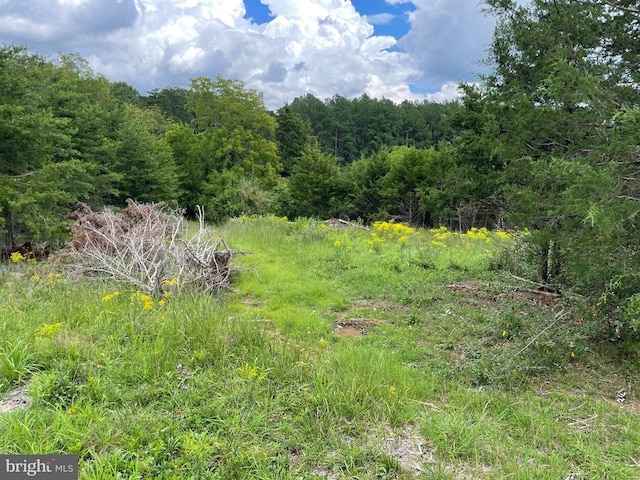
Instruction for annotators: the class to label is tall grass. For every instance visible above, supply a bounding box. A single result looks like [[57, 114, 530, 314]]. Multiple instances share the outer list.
[[0, 216, 638, 478]]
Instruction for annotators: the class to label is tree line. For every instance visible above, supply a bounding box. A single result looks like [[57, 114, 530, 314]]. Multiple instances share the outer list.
[[2, 0, 640, 337], [0, 45, 462, 241]]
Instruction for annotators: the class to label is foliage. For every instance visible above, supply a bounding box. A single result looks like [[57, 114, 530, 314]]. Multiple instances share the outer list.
[[340, 150, 390, 222], [274, 104, 314, 176], [449, 0, 640, 334], [290, 93, 461, 164], [285, 144, 344, 219], [171, 76, 282, 221], [0, 47, 106, 246], [187, 76, 280, 179], [109, 104, 179, 204], [110, 81, 142, 106], [380, 147, 455, 226], [144, 87, 192, 124], [0, 46, 182, 247]]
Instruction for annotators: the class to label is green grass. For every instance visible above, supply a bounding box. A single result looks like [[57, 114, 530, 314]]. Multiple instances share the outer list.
[[1, 216, 639, 478]]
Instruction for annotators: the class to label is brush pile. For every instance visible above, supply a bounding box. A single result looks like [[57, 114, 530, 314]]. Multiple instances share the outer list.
[[58, 200, 235, 295]]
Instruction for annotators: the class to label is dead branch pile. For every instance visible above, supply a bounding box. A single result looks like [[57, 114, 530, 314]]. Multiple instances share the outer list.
[[58, 200, 236, 296]]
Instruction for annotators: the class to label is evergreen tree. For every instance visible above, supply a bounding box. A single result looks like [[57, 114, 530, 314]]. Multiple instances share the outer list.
[[110, 105, 179, 204], [275, 105, 313, 176], [0, 47, 108, 245], [286, 144, 342, 218]]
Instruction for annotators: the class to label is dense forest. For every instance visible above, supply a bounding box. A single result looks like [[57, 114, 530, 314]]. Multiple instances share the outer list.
[[2, 0, 640, 338]]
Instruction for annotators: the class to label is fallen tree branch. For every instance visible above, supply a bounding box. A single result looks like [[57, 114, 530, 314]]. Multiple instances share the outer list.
[[57, 200, 237, 296]]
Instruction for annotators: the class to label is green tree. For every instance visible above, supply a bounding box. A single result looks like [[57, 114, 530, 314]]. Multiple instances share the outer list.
[[48, 53, 123, 206], [453, 0, 640, 329], [275, 105, 313, 176], [168, 76, 282, 221], [286, 144, 342, 218], [341, 150, 390, 221], [144, 87, 193, 124], [165, 124, 202, 214], [381, 147, 451, 226], [0, 47, 107, 245], [111, 81, 142, 105], [109, 104, 179, 204], [187, 76, 281, 180]]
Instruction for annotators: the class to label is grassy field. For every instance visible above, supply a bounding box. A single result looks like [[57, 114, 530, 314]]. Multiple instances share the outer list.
[[1, 216, 639, 479]]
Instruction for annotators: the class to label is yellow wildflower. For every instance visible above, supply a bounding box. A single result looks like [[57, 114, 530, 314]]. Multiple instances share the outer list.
[[429, 226, 449, 235], [10, 251, 25, 263], [373, 220, 414, 240], [102, 291, 120, 302], [370, 232, 383, 243], [31, 273, 41, 281], [35, 322, 62, 337]]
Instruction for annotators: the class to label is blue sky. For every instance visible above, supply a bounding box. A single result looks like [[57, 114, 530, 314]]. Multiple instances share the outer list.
[[0, 0, 497, 109], [350, 0, 415, 39]]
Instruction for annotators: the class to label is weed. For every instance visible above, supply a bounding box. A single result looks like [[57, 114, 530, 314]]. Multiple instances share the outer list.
[[0, 217, 639, 478], [0, 340, 40, 389]]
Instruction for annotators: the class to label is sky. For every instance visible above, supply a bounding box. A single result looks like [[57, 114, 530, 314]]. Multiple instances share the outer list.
[[0, 0, 497, 109]]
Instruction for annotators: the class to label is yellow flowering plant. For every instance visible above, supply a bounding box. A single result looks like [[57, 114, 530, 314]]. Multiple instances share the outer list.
[[102, 291, 121, 302], [10, 251, 25, 263], [35, 322, 63, 337]]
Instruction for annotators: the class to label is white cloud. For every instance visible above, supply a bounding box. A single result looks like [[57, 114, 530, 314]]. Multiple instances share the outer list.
[[57, 0, 88, 6], [366, 13, 395, 25], [425, 81, 463, 102], [399, 0, 495, 86], [0, 0, 496, 108]]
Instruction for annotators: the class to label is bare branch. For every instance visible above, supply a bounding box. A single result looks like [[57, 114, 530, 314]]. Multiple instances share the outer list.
[[57, 200, 237, 296]]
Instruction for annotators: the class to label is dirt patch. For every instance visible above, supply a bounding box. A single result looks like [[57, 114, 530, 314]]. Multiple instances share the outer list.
[[446, 282, 560, 308], [310, 466, 339, 479], [380, 426, 434, 474], [333, 318, 386, 337], [310, 426, 433, 478], [332, 299, 403, 337], [0, 383, 31, 414]]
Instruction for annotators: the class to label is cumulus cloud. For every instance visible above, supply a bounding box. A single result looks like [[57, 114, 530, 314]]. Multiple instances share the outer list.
[[425, 81, 464, 103], [0, 0, 496, 108], [399, 0, 495, 87]]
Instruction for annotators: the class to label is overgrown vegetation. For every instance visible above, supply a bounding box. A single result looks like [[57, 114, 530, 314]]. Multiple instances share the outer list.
[[1, 217, 638, 478], [3, 6, 640, 473], [4, 1, 640, 333]]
